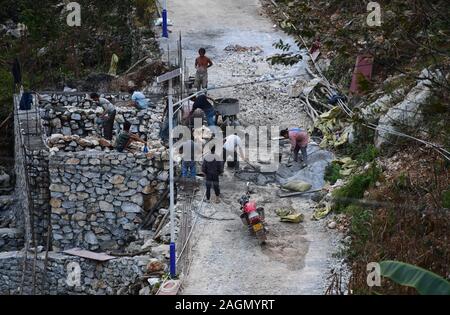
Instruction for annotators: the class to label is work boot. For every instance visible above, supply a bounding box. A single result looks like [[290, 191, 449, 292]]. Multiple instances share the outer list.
[[214, 195, 221, 204]]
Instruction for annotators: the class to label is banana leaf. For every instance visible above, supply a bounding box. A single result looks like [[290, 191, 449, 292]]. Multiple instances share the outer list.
[[380, 260, 450, 295]]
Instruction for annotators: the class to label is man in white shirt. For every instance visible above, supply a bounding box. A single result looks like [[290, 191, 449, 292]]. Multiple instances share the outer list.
[[129, 88, 150, 110], [223, 134, 245, 170], [90, 93, 116, 140]]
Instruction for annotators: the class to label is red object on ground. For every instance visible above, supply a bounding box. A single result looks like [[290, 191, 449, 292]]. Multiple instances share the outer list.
[[350, 54, 374, 95]]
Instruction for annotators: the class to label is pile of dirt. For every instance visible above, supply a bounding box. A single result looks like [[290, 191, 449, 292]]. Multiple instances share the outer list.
[[110, 61, 168, 91]]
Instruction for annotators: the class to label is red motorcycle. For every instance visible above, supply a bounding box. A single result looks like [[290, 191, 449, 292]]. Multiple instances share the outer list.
[[238, 183, 267, 245]]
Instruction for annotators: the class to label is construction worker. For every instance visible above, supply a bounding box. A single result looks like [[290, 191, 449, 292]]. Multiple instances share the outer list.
[[195, 48, 213, 91], [280, 128, 309, 166], [201, 146, 224, 203], [223, 133, 245, 170], [90, 93, 116, 141], [115, 121, 147, 153], [187, 94, 216, 127], [178, 138, 202, 181], [128, 88, 151, 110]]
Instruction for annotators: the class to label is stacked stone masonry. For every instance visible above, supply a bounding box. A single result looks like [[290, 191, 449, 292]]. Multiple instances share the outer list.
[[0, 251, 149, 295], [38, 93, 165, 149], [0, 229, 24, 252], [5, 91, 171, 295], [49, 151, 169, 251]]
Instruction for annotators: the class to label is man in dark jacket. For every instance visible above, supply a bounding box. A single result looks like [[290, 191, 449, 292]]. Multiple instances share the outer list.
[[201, 146, 224, 203], [187, 94, 216, 126]]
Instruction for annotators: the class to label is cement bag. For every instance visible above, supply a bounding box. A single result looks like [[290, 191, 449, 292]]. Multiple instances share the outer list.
[[280, 213, 304, 224], [282, 180, 312, 192]]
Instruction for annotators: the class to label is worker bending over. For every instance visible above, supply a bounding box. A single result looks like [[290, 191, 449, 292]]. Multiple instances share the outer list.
[[90, 93, 116, 141], [280, 128, 309, 166], [128, 88, 151, 110], [223, 133, 245, 170], [187, 94, 216, 127], [115, 121, 146, 152]]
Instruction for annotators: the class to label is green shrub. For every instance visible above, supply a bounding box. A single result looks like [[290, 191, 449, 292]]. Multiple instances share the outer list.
[[134, 0, 156, 23], [356, 144, 379, 163], [344, 204, 373, 251], [332, 165, 380, 212], [393, 172, 413, 193], [324, 162, 342, 184], [442, 190, 450, 209]]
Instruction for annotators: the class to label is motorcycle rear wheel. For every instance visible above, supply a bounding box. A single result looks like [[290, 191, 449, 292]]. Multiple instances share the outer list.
[[256, 229, 267, 245]]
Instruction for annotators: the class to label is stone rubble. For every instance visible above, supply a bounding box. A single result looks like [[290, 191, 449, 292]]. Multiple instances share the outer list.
[[212, 51, 313, 129]]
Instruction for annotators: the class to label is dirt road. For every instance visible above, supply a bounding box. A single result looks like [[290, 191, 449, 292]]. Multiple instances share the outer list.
[[163, 0, 336, 294]]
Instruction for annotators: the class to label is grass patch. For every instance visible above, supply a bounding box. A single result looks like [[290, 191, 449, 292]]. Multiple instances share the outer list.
[[355, 144, 379, 163], [332, 165, 380, 212]]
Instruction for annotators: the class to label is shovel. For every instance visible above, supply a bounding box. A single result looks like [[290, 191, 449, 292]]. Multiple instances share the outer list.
[[243, 159, 260, 172]]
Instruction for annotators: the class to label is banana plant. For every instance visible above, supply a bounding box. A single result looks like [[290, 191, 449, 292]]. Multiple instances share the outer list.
[[380, 260, 450, 295]]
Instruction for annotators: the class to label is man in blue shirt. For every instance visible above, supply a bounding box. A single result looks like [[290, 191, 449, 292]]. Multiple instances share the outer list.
[[129, 88, 151, 110]]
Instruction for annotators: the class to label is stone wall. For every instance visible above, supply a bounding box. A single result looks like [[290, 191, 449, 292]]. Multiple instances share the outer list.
[[49, 150, 169, 251], [27, 148, 51, 246], [9, 92, 172, 295], [0, 251, 151, 295], [0, 229, 24, 252], [38, 93, 164, 143]]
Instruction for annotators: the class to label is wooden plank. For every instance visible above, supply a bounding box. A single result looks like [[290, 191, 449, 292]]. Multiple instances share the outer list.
[[63, 248, 116, 262], [278, 189, 322, 199], [141, 188, 169, 228]]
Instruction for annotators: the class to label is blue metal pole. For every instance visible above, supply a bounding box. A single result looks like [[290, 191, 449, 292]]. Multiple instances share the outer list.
[[168, 78, 176, 278], [170, 242, 176, 277], [162, 0, 168, 38]]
